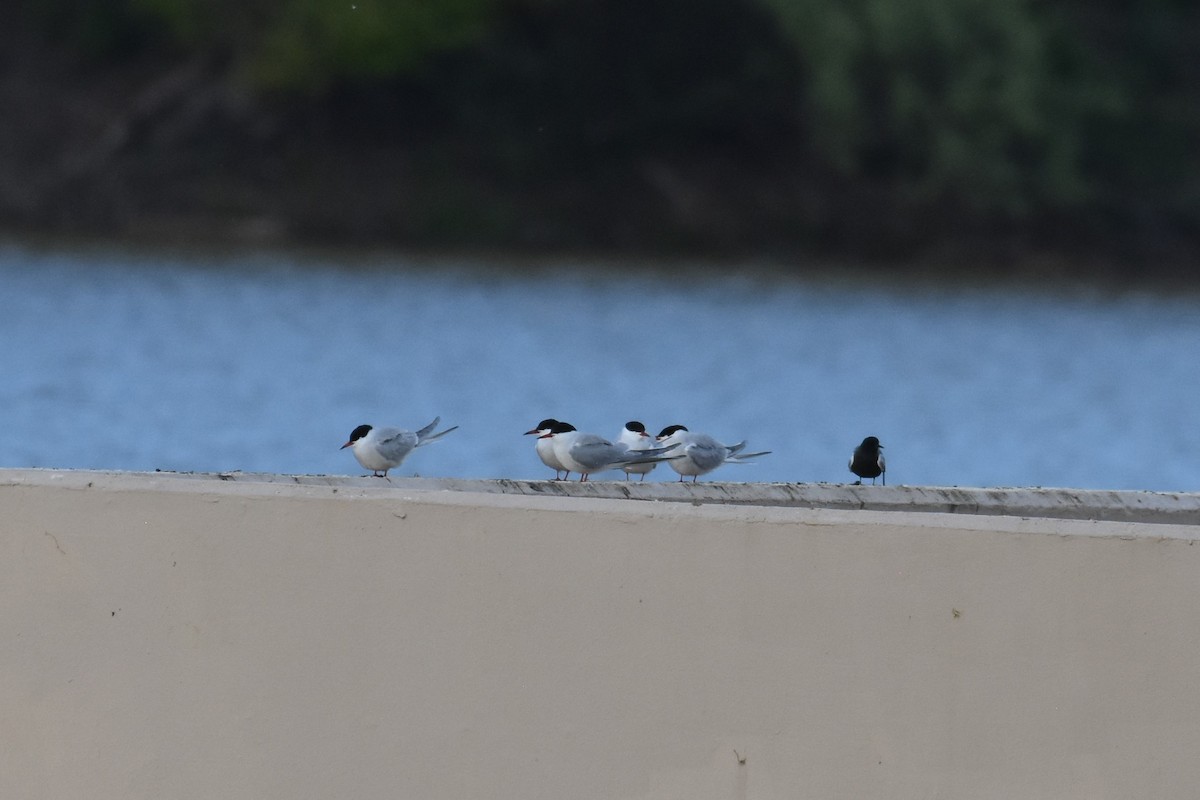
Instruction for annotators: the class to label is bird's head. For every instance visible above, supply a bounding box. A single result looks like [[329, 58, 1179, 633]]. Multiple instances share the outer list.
[[525, 418, 558, 436], [657, 424, 688, 441], [341, 424, 372, 449]]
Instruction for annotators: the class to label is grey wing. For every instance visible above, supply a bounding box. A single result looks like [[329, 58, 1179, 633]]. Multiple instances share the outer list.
[[622, 442, 679, 464], [627, 442, 677, 457], [574, 433, 612, 447], [376, 428, 419, 460], [685, 441, 728, 472], [572, 437, 623, 469]]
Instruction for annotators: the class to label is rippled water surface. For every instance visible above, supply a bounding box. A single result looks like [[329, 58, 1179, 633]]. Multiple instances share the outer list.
[[2, 242, 1198, 491]]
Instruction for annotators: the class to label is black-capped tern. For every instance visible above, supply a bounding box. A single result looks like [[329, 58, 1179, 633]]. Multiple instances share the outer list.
[[340, 417, 458, 477], [617, 421, 657, 481], [524, 418, 571, 480], [541, 420, 679, 482], [655, 424, 770, 482]]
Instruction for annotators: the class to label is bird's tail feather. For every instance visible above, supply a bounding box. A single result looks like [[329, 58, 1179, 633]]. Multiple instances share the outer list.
[[416, 417, 458, 446], [414, 417, 441, 439], [727, 450, 771, 462], [625, 453, 685, 466], [622, 442, 680, 465]]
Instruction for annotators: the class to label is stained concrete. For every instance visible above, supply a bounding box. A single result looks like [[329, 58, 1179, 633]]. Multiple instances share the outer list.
[[2, 469, 1199, 799]]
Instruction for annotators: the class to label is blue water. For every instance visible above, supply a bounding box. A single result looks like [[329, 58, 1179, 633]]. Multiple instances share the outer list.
[[2, 241, 1198, 491]]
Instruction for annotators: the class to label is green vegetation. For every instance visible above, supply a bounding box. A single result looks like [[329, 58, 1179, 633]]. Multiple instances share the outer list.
[[15, 0, 1200, 265], [767, 0, 1098, 210], [32, 0, 501, 86]]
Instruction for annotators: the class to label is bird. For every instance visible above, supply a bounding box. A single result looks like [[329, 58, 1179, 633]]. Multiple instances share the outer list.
[[849, 436, 886, 485], [616, 421, 657, 481], [655, 424, 770, 483], [340, 417, 458, 477], [524, 418, 571, 480], [541, 420, 679, 482]]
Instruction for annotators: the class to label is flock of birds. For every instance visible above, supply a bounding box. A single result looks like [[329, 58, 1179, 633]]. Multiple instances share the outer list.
[[522, 419, 771, 483], [341, 418, 888, 486]]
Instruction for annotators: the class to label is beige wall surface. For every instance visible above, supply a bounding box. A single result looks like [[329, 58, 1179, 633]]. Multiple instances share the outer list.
[[2, 471, 1199, 799]]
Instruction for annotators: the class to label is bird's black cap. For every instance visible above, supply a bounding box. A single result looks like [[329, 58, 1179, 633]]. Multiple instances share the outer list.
[[625, 421, 646, 433], [525, 418, 559, 435], [342, 424, 372, 448], [657, 424, 688, 438]]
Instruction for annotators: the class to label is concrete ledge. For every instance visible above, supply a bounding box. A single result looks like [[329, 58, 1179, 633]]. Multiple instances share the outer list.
[[5, 468, 1199, 524], [3, 468, 1200, 799]]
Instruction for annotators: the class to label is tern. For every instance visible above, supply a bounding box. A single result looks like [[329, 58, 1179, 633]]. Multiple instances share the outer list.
[[541, 420, 679, 482], [849, 436, 886, 485], [655, 424, 770, 482], [524, 418, 571, 480], [341, 417, 458, 477], [617, 421, 657, 481]]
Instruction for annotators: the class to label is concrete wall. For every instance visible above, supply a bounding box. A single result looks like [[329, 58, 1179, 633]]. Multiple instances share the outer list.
[[3, 469, 1200, 799]]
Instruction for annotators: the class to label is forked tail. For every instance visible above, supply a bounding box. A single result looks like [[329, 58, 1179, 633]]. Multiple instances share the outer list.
[[415, 416, 459, 446]]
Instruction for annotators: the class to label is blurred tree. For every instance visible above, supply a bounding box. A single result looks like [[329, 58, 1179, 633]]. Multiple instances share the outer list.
[[1053, 0, 1200, 258], [762, 0, 1110, 215], [22, 0, 165, 56], [26, 0, 502, 87], [439, 0, 802, 172], [248, 0, 501, 89], [761, 0, 1200, 257], [11, 0, 1200, 263]]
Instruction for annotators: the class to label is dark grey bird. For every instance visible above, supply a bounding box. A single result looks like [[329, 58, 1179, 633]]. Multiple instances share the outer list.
[[849, 436, 886, 485]]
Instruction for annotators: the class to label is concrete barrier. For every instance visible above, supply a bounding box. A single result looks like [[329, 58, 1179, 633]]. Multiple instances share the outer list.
[[3, 468, 1199, 799]]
